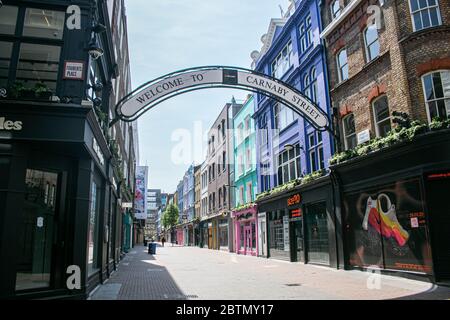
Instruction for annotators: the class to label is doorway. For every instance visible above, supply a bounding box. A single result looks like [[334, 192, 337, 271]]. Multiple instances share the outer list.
[[15, 169, 61, 291]]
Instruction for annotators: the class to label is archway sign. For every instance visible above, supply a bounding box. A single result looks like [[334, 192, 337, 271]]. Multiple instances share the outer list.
[[111, 66, 330, 131]]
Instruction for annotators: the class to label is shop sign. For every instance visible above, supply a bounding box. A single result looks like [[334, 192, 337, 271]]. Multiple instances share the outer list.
[[134, 166, 148, 220], [122, 202, 132, 208], [427, 172, 450, 180], [283, 216, 290, 252], [63, 61, 84, 80], [92, 137, 105, 166], [357, 129, 371, 145], [291, 208, 302, 218], [287, 194, 301, 206], [0, 117, 23, 131]]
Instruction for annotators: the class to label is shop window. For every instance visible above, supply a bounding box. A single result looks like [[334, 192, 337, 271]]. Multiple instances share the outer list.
[[308, 132, 324, 173], [422, 70, 450, 122], [372, 95, 391, 137], [0, 5, 18, 34], [0, 41, 13, 88], [330, 0, 342, 20], [271, 41, 293, 79], [342, 114, 357, 150], [23, 8, 65, 39], [305, 202, 330, 265], [16, 169, 59, 291], [409, 0, 442, 32], [88, 182, 100, 275], [277, 143, 301, 185], [364, 24, 380, 62], [336, 48, 348, 83], [16, 43, 61, 91]]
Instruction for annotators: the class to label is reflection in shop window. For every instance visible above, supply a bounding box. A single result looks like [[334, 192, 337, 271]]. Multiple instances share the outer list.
[[88, 182, 100, 275], [0, 42, 13, 88], [23, 9, 65, 39], [0, 6, 18, 35], [16, 43, 61, 91]]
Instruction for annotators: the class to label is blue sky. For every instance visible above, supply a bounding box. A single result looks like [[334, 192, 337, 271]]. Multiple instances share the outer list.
[[126, 0, 285, 192]]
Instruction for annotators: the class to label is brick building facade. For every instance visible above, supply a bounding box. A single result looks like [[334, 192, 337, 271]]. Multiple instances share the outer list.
[[320, 0, 450, 149]]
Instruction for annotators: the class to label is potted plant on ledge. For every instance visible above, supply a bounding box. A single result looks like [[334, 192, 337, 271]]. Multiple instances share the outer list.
[[34, 82, 53, 101]]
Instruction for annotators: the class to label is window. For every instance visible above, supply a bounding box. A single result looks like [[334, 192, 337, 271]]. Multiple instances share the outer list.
[[304, 67, 318, 103], [330, 0, 342, 20], [23, 8, 65, 39], [409, 0, 442, 31], [261, 162, 271, 192], [247, 182, 253, 203], [246, 148, 251, 171], [258, 114, 269, 146], [372, 95, 391, 137], [87, 60, 103, 100], [364, 24, 380, 62], [422, 70, 450, 121], [222, 152, 226, 172], [245, 116, 251, 137], [237, 123, 244, 144], [0, 5, 18, 35], [274, 103, 298, 131], [299, 14, 313, 53], [221, 119, 226, 139], [238, 155, 244, 176], [308, 132, 325, 173], [337, 49, 349, 82], [223, 186, 227, 205], [0, 42, 13, 88], [16, 43, 61, 91], [271, 41, 293, 79], [277, 144, 301, 185], [219, 189, 222, 208], [342, 114, 357, 150], [239, 186, 244, 205]]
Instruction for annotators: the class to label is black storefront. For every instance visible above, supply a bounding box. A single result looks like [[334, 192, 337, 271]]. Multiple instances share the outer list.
[[256, 176, 343, 268], [0, 102, 120, 299], [333, 129, 450, 283]]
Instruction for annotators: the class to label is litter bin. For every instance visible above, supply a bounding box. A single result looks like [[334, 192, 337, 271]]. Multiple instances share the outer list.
[[148, 242, 156, 255]]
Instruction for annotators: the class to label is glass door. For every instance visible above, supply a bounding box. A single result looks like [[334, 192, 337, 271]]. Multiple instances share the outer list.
[[16, 169, 60, 291], [244, 225, 251, 254]]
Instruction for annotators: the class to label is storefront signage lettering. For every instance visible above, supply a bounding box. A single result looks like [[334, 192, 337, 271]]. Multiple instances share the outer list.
[[283, 216, 290, 252], [291, 208, 302, 217], [122, 202, 133, 208], [115, 66, 329, 130], [63, 61, 84, 80], [92, 138, 105, 166], [0, 117, 23, 131], [427, 172, 450, 180], [287, 194, 301, 206]]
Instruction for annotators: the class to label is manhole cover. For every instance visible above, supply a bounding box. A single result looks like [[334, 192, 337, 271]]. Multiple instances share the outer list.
[[285, 283, 301, 287]]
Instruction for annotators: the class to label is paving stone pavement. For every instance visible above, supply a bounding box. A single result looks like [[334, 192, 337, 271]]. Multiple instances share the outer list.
[[90, 244, 450, 300]]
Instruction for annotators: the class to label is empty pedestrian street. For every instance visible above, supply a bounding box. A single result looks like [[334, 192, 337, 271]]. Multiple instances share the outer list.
[[90, 244, 450, 300]]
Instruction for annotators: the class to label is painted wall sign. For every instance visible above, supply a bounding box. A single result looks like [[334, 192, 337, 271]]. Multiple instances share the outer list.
[[114, 66, 329, 130], [0, 117, 22, 131], [63, 61, 85, 80], [287, 194, 301, 206]]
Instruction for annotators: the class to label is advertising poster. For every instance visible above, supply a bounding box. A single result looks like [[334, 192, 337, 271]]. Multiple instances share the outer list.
[[134, 166, 148, 220], [343, 178, 433, 274]]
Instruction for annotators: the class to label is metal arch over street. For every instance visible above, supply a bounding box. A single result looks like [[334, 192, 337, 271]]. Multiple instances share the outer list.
[[111, 66, 331, 131]]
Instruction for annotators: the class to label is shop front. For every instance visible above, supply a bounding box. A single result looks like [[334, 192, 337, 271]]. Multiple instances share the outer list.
[[0, 103, 118, 299], [256, 176, 341, 267], [176, 227, 184, 246], [232, 205, 258, 256], [334, 130, 450, 282], [218, 218, 229, 251]]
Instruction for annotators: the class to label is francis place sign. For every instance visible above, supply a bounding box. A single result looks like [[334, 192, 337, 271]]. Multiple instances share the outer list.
[[112, 66, 330, 131]]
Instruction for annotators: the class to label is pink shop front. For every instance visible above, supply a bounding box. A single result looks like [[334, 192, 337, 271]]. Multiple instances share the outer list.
[[232, 205, 258, 256]]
